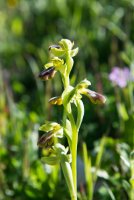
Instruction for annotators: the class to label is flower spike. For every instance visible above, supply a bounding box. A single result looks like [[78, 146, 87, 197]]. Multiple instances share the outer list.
[[37, 39, 106, 200]]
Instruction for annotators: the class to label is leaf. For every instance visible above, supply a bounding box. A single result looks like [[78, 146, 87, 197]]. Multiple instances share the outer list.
[[63, 119, 72, 149], [103, 182, 116, 200], [76, 99, 84, 131], [82, 142, 93, 200], [117, 102, 129, 121], [65, 119, 72, 140]]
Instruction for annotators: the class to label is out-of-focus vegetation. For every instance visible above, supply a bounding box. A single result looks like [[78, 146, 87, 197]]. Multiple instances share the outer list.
[[0, 0, 134, 199]]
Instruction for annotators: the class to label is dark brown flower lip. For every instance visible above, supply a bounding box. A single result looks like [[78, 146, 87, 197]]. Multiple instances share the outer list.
[[38, 67, 56, 80], [87, 90, 106, 104], [49, 45, 61, 51], [37, 131, 54, 148], [80, 89, 106, 105]]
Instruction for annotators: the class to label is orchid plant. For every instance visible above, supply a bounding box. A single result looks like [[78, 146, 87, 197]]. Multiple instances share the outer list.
[[37, 39, 106, 200]]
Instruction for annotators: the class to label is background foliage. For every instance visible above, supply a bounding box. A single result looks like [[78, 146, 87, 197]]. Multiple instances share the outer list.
[[0, 0, 134, 199]]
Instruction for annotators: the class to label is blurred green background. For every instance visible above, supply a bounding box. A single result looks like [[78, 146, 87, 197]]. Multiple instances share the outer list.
[[0, 0, 134, 199]]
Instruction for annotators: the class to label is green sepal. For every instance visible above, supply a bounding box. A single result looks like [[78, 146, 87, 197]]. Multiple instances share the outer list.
[[49, 47, 65, 57], [76, 79, 91, 90], [45, 57, 65, 74], [53, 143, 68, 154], [59, 39, 74, 50], [41, 156, 60, 165], [45, 62, 53, 69], [54, 127, 63, 138], [61, 153, 72, 163], [70, 47, 79, 57], [39, 121, 61, 132]]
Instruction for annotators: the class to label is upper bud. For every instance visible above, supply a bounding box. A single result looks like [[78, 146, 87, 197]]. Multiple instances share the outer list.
[[59, 39, 74, 50], [49, 43, 65, 57], [49, 39, 79, 58]]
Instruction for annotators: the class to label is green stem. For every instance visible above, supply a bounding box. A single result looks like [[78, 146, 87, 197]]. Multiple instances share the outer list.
[[63, 51, 78, 198], [61, 73, 70, 90], [67, 110, 78, 195], [65, 76, 70, 88], [72, 126, 78, 194]]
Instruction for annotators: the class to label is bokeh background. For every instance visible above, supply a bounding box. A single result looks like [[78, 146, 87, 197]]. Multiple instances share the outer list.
[[0, 0, 134, 199]]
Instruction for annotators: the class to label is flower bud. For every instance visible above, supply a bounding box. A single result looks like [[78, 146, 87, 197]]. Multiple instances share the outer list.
[[48, 39, 78, 57], [49, 96, 62, 105], [38, 67, 56, 80], [59, 39, 74, 50]]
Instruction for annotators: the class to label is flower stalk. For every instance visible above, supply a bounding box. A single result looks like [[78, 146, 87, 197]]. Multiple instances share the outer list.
[[37, 39, 106, 200]]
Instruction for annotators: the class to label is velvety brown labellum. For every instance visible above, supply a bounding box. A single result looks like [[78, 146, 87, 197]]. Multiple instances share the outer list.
[[38, 67, 56, 80], [37, 131, 54, 148], [87, 90, 106, 104]]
